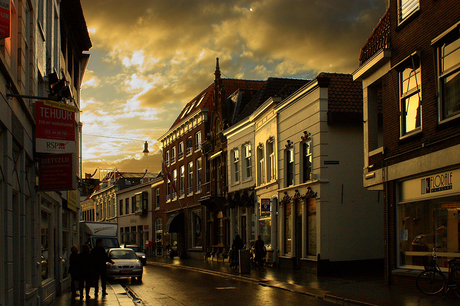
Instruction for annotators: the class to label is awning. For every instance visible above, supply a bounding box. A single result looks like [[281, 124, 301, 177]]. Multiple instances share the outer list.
[[165, 212, 184, 233]]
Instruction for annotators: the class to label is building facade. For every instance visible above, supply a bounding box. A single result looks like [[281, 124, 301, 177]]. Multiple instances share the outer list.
[[354, 0, 460, 284], [274, 73, 383, 273], [0, 1, 91, 305]]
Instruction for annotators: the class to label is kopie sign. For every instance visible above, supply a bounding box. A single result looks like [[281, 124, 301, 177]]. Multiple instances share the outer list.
[[35, 101, 76, 153]]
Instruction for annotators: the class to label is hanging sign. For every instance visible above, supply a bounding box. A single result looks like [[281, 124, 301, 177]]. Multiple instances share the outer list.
[[38, 153, 75, 191], [36, 101, 76, 153], [0, 0, 9, 39], [261, 198, 271, 217]]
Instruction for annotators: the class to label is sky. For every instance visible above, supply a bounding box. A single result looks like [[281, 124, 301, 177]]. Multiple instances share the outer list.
[[79, 0, 387, 179]]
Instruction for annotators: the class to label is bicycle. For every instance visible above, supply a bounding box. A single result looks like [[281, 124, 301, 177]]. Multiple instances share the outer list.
[[416, 246, 460, 298]]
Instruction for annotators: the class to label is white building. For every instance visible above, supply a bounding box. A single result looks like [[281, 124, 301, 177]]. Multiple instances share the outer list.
[[273, 73, 383, 273]]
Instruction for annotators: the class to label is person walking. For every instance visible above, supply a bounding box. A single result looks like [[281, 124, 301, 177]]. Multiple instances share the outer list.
[[254, 235, 265, 268], [68, 245, 80, 298], [79, 244, 93, 300], [231, 235, 244, 268], [90, 239, 114, 296]]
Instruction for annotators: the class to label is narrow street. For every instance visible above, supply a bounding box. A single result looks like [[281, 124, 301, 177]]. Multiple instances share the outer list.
[[120, 264, 334, 306]]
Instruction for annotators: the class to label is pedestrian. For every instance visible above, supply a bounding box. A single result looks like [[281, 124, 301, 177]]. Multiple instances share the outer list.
[[254, 235, 265, 267], [79, 244, 93, 300], [68, 245, 80, 298], [231, 235, 244, 266], [90, 238, 114, 297]]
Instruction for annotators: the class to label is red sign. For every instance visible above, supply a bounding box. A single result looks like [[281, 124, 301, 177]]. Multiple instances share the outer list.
[[36, 101, 75, 141], [0, 0, 9, 39], [38, 153, 74, 191]]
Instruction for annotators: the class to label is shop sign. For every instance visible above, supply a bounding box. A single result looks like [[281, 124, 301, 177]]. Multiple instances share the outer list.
[[67, 190, 78, 212], [400, 169, 460, 202], [35, 101, 76, 153], [38, 153, 75, 191], [261, 198, 270, 216], [0, 0, 9, 39]]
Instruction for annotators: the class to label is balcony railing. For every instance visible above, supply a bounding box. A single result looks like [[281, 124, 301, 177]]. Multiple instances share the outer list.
[[359, 9, 390, 66]]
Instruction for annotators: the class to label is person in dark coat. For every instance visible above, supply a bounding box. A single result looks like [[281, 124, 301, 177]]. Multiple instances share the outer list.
[[79, 244, 93, 300], [254, 235, 265, 267], [90, 239, 114, 296], [231, 234, 245, 268], [68, 245, 80, 298]]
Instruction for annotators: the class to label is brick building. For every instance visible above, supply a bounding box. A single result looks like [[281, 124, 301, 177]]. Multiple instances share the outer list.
[[354, 0, 460, 285]]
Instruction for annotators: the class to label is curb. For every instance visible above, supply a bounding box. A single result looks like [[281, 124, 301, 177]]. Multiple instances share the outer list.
[[147, 261, 379, 306]]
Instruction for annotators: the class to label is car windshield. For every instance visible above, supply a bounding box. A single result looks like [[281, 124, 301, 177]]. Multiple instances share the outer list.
[[128, 247, 139, 252], [110, 250, 138, 260]]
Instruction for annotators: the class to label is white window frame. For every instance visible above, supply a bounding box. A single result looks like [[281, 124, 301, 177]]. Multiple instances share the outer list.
[[231, 149, 240, 184], [173, 169, 177, 199], [267, 140, 276, 182], [194, 131, 202, 151], [196, 157, 202, 192], [302, 140, 312, 183], [398, 0, 419, 24], [257, 145, 265, 185], [180, 166, 185, 196], [399, 59, 422, 136], [437, 29, 460, 122], [285, 146, 294, 187], [243, 143, 252, 180]]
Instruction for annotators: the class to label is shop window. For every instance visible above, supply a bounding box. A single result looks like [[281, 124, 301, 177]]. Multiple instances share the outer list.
[[284, 202, 292, 254], [307, 198, 317, 255], [398, 200, 460, 268], [155, 218, 163, 256], [41, 209, 52, 281], [438, 30, 460, 121], [191, 209, 203, 247]]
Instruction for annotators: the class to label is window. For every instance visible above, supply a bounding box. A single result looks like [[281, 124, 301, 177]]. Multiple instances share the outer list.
[[400, 59, 421, 135], [191, 209, 202, 247], [267, 140, 276, 182], [131, 196, 136, 213], [257, 145, 265, 185], [243, 143, 252, 180], [155, 189, 160, 209], [284, 202, 292, 254], [194, 131, 202, 151], [167, 177, 171, 201], [286, 146, 294, 187], [302, 141, 312, 183], [398, 0, 419, 23], [186, 137, 193, 155], [196, 157, 202, 192], [173, 169, 177, 198], [178, 142, 184, 159], [231, 149, 240, 184], [180, 166, 185, 196], [171, 147, 176, 164], [125, 198, 129, 215], [155, 218, 163, 256], [119, 199, 124, 215], [187, 162, 193, 194], [165, 151, 170, 166], [438, 31, 460, 121]]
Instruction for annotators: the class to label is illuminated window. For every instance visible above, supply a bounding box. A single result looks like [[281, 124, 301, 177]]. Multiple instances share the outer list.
[[399, 58, 421, 136], [398, 0, 419, 23], [243, 143, 251, 180]]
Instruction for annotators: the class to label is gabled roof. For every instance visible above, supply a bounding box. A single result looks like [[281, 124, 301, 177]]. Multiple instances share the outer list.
[[318, 72, 363, 114], [236, 77, 309, 122], [170, 79, 265, 129]]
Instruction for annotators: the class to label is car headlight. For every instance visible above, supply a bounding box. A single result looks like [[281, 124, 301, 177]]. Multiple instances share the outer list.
[[141, 255, 146, 259]]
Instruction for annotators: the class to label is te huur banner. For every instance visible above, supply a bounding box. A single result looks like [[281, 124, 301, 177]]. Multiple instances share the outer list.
[[0, 0, 9, 39], [35, 101, 76, 153], [38, 153, 76, 191]]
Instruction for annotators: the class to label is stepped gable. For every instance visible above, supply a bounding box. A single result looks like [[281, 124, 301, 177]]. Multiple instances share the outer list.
[[170, 79, 265, 129], [236, 77, 309, 122], [318, 72, 363, 114]]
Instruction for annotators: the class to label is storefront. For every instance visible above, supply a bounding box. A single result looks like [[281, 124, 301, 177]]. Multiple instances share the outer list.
[[398, 168, 460, 270]]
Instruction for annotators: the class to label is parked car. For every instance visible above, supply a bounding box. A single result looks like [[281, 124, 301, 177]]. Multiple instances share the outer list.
[[106, 248, 143, 281], [120, 244, 147, 265]]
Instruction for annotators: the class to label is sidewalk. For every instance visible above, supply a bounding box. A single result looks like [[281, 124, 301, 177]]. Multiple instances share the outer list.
[[50, 282, 135, 306], [148, 256, 460, 306]]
